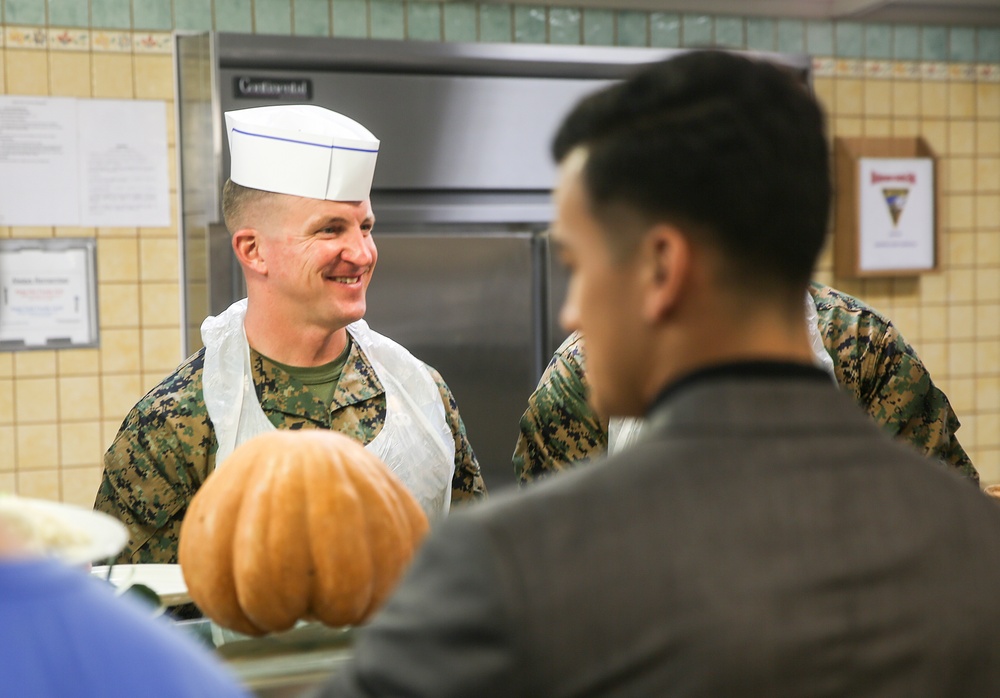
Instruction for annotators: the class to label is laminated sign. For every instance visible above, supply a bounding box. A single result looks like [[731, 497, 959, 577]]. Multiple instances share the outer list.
[[833, 137, 938, 277]]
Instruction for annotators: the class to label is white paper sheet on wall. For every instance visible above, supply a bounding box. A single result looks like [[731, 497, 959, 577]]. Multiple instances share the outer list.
[[0, 96, 170, 227]]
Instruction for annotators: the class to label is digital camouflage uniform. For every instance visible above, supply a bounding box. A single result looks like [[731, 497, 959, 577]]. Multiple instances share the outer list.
[[96, 341, 486, 564], [513, 283, 977, 486]]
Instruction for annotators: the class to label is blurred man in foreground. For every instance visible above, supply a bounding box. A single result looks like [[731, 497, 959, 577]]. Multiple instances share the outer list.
[[314, 51, 1000, 697]]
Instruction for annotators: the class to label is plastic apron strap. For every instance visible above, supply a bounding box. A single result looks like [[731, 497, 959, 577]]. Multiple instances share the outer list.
[[201, 298, 276, 468]]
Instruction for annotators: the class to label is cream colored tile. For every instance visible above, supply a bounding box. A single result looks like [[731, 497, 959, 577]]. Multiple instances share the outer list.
[[97, 227, 138, 238], [949, 269, 976, 302], [14, 378, 57, 422], [14, 351, 56, 377], [134, 54, 173, 100], [833, 117, 863, 137], [141, 327, 183, 373], [891, 276, 920, 302], [813, 78, 834, 116], [920, 303, 948, 338], [944, 158, 974, 193], [99, 328, 141, 373], [918, 272, 948, 303], [0, 354, 12, 378], [920, 120, 948, 155], [0, 50, 5, 93], [864, 119, 892, 137], [0, 426, 14, 473], [977, 232, 1000, 266], [9, 227, 54, 239], [917, 338, 948, 376], [977, 268, 1000, 302], [165, 102, 176, 147], [864, 80, 891, 116], [944, 194, 975, 229], [0, 379, 13, 425], [6, 49, 48, 96], [167, 144, 177, 192], [947, 304, 976, 341], [921, 82, 949, 119], [945, 376, 976, 414], [979, 121, 1000, 156], [977, 303, 1000, 338], [58, 375, 102, 421], [958, 415, 978, 451], [977, 157, 1000, 193], [978, 376, 1000, 413], [16, 424, 59, 470], [980, 414, 1000, 448], [892, 119, 920, 137], [977, 338, 1000, 374], [949, 122, 975, 156], [57, 349, 99, 377], [946, 231, 976, 267], [979, 449, 1000, 486], [53, 226, 94, 238], [835, 78, 864, 115], [92, 53, 134, 98], [948, 340, 976, 376], [98, 283, 140, 328], [59, 421, 103, 467], [97, 238, 139, 282], [140, 283, 181, 327], [139, 237, 180, 282], [0, 473, 15, 494], [102, 419, 123, 453], [61, 465, 103, 507], [142, 371, 170, 394], [17, 470, 60, 501], [949, 83, 975, 119], [49, 51, 92, 97], [101, 373, 143, 423], [979, 84, 1000, 119], [892, 81, 920, 117], [889, 305, 921, 343], [977, 195, 1000, 229]]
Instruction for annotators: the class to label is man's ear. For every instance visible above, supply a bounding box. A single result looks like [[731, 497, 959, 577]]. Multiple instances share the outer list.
[[642, 224, 689, 322], [232, 228, 267, 275]]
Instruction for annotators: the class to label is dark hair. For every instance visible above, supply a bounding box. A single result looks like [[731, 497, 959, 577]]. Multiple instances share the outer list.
[[552, 50, 830, 291]]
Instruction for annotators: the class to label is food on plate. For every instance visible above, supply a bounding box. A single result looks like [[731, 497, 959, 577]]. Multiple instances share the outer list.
[[0, 495, 91, 558], [179, 430, 430, 636]]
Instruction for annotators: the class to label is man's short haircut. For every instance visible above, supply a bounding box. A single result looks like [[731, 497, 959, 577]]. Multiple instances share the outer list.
[[552, 50, 830, 291], [221, 179, 276, 235]]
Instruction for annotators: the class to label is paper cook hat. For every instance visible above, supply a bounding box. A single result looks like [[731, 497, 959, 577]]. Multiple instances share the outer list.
[[225, 104, 379, 201]]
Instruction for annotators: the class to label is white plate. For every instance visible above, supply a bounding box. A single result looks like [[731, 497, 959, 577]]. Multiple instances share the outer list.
[[0, 495, 128, 565], [91, 563, 191, 607]]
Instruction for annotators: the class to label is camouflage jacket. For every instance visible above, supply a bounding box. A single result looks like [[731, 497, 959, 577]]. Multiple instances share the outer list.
[[513, 283, 977, 486], [96, 342, 486, 564]]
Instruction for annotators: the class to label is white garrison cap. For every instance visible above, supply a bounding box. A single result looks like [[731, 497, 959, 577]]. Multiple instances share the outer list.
[[225, 104, 379, 201]]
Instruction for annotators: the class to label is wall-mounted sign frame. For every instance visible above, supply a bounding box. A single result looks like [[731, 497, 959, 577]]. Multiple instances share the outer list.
[[834, 137, 939, 277], [0, 238, 99, 351]]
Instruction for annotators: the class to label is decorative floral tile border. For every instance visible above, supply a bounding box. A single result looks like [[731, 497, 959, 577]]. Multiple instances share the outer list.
[[811, 56, 999, 82], [3, 25, 171, 54]]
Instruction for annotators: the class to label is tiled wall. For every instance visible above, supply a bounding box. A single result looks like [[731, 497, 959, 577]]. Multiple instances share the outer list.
[[1, 1, 998, 504]]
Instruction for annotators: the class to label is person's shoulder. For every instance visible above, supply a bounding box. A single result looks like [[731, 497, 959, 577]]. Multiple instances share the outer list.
[[132, 348, 208, 417]]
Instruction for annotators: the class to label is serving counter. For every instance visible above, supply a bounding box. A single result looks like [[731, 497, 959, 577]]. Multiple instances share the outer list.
[[177, 619, 354, 697]]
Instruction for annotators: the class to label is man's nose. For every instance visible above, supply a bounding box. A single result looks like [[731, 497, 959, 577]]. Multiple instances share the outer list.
[[341, 228, 374, 266]]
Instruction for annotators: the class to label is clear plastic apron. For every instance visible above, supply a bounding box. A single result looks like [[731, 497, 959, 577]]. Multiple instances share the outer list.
[[607, 290, 836, 456], [201, 299, 455, 517]]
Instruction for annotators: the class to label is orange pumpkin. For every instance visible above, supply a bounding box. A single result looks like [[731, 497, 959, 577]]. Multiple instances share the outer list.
[[178, 429, 429, 636]]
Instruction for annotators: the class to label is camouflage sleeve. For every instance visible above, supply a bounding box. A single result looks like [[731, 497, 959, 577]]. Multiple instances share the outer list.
[[94, 359, 216, 564], [815, 284, 978, 484], [427, 366, 487, 504], [512, 334, 607, 486], [851, 315, 978, 484]]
